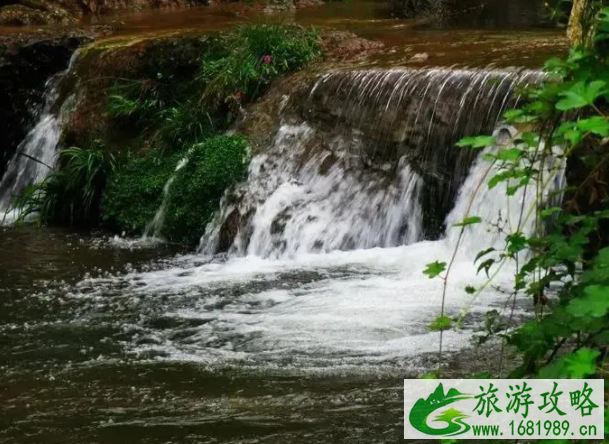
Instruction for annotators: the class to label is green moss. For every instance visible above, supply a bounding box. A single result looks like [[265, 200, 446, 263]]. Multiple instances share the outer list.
[[102, 136, 250, 245]]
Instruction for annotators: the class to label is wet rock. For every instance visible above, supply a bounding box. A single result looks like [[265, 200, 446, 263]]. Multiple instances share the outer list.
[[409, 52, 429, 63], [387, 0, 439, 18], [0, 4, 74, 26], [388, 0, 550, 27], [61, 34, 210, 150], [321, 30, 385, 62], [263, 0, 296, 12]]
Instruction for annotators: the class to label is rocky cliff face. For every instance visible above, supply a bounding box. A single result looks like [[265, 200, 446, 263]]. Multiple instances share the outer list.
[[0, 0, 208, 26], [0, 29, 110, 177]]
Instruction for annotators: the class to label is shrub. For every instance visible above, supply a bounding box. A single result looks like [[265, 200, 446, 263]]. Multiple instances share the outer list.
[[11, 146, 116, 226], [102, 135, 250, 244], [155, 101, 219, 148], [105, 24, 321, 152], [101, 149, 180, 234], [163, 135, 250, 245]]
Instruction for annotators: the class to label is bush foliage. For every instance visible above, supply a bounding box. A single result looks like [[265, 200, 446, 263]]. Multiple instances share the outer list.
[[102, 136, 249, 244], [12, 146, 116, 226], [200, 24, 322, 105], [105, 24, 321, 152]]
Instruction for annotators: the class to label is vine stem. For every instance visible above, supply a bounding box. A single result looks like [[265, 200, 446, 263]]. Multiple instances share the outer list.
[[438, 159, 496, 364]]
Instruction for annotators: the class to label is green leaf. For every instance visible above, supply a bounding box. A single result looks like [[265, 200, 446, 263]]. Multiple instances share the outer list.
[[541, 207, 562, 217], [453, 216, 482, 227], [429, 315, 453, 331], [556, 81, 608, 111], [456, 136, 496, 149], [577, 116, 609, 137], [488, 172, 509, 189], [477, 258, 495, 277], [465, 285, 476, 295], [567, 285, 609, 318], [582, 247, 609, 285], [496, 148, 523, 162], [504, 109, 536, 123], [538, 349, 600, 379], [423, 261, 446, 279], [475, 247, 495, 263], [563, 349, 600, 378], [506, 232, 527, 255]]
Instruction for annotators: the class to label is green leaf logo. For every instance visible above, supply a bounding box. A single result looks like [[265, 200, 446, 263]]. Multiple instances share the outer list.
[[409, 383, 472, 436]]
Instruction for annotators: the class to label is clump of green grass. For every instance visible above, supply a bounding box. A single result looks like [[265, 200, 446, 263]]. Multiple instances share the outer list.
[[200, 24, 322, 105], [11, 145, 116, 226]]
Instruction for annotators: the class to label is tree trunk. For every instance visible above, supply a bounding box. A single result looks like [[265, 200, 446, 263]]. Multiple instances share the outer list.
[[567, 0, 588, 45]]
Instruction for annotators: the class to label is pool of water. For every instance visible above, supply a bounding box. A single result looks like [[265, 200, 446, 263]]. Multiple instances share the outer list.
[[0, 225, 519, 443]]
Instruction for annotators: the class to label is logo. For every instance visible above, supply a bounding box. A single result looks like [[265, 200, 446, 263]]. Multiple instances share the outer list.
[[404, 379, 604, 440], [408, 383, 472, 437]]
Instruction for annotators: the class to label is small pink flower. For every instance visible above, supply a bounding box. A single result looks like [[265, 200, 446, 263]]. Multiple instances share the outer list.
[[235, 91, 243, 100], [262, 54, 272, 65]]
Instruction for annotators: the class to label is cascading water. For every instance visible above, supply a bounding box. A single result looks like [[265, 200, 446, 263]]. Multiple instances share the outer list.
[[200, 123, 423, 258], [6, 66, 562, 370], [0, 52, 78, 224], [202, 67, 544, 258], [143, 155, 190, 239]]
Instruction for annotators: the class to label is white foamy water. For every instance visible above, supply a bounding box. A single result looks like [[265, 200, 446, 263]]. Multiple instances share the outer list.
[[68, 240, 518, 370], [201, 124, 423, 258], [445, 125, 565, 257]]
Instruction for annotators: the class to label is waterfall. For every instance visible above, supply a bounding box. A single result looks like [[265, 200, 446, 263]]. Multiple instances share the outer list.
[[48, 67, 565, 368], [201, 123, 423, 257], [143, 155, 190, 239], [444, 125, 565, 257], [202, 67, 545, 259], [0, 51, 79, 224]]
